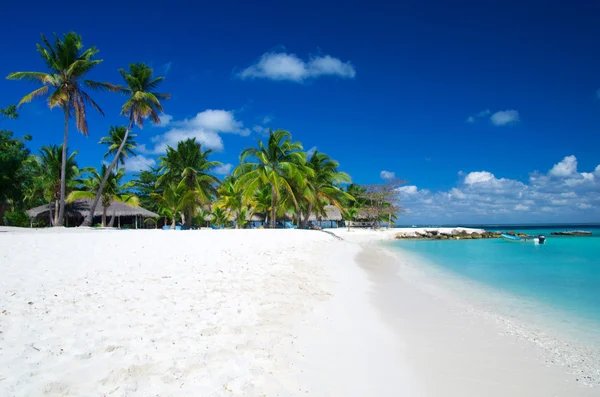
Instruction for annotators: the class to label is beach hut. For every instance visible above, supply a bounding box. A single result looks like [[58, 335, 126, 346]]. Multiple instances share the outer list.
[[308, 205, 343, 228], [26, 198, 159, 228]]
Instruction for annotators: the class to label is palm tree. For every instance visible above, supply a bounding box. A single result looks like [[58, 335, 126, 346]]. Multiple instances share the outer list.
[[234, 130, 308, 228], [300, 150, 352, 228], [26, 145, 80, 225], [151, 183, 194, 229], [210, 207, 229, 228], [99, 126, 137, 169], [158, 138, 221, 227], [213, 176, 246, 228], [7, 32, 115, 226], [67, 165, 139, 227], [82, 63, 170, 226]]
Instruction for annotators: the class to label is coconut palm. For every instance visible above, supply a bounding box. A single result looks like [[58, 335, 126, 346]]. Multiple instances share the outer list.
[[213, 176, 246, 228], [300, 150, 352, 228], [151, 183, 194, 229], [82, 63, 170, 226], [210, 207, 229, 228], [234, 130, 308, 228], [67, 165, 139, 227], [158, 138, 221, 227], [99, 126, 137, 169], [26, 145, 80, 225], [7, 32, 115, 226]]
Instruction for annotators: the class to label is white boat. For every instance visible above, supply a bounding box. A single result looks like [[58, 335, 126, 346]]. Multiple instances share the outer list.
[[501, 234, 546, 244]]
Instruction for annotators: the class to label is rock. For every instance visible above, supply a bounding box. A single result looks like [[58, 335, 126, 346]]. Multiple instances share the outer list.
[[451, 229, 461, 236], [551, 231, 592, 236], [440, 235, 449, 240], [507, 231, 516, 236], [517, 232, 528, 237], [471, 232, 482, 239], [461, 234, 472, 239], [429, 230, 439, 236]]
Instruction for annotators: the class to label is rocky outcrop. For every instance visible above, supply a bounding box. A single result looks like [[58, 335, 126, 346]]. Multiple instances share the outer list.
[[394, 228, 500, 240], [551, 231, 592, 236]]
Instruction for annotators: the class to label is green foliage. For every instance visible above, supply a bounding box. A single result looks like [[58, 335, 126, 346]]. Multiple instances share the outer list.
[[151, 183, 195, 229], [132, 167, 162, 214], [0, 130, 30, 210], [234, 130, 308, 228], [99, 126, 137, 167], [158, 138, 220, 226], [3, 211, 29, 227]]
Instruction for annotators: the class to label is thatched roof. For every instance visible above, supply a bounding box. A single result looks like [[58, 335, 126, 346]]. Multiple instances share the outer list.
[[27, 198, 159, 219], [308, 205, 343, 221]]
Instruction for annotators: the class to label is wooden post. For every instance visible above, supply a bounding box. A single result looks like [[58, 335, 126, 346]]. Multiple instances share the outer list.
[[118, 216, 120, 228], [135, 215, 138, 229]]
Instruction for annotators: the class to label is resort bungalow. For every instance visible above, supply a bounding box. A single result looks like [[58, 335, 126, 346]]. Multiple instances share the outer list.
[[26, 198, 159, 228]]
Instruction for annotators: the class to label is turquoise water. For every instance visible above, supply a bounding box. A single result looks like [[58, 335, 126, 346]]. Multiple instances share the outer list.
[[391, 226, 600, 344]]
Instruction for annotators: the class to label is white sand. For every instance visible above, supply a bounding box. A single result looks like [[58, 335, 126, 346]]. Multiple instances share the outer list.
[[0, 228, 409, 396], [1, 226, 597, 396]]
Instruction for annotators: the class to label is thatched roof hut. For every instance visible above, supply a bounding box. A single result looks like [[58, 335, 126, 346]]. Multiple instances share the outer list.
[[308, 205, 343, 221], [27, 198, 159, 221]]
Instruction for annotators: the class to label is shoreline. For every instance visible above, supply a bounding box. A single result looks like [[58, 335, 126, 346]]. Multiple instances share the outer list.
[[331, 228, 599, 395]]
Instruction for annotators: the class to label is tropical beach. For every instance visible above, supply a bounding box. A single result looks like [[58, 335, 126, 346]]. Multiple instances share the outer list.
[[2, 2, 600, 396], [2, 226, 599, 396]]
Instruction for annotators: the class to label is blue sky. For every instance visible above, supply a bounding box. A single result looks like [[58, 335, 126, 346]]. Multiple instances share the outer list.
[[1, 0, 599, 223]]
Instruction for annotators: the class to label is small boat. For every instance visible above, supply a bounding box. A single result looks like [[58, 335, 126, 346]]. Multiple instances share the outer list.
[[501, 234, 546, 244]]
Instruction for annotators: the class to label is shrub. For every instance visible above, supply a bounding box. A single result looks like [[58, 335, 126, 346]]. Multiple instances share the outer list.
[[3, 211, 29, 227]]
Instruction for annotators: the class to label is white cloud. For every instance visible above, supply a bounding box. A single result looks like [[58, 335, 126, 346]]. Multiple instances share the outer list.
[[156, 113, 173, 127], [238, 51, 356, 82], [213, 163, 233, 175], [394, 155, 600, 223], [466, 116, 475, 123], [490, 110, 520, 126], [464, 171, 495, 185], [262, 116, 273, 124], [306, 146, 318, 157], [124, 155, 156, 173], [162, 62, 172, 75], [181, 110, 250, 136], [145, 109, 248, 153], [549, 155, 577, 177], [397, 185, 418, 195], [380, 170, 396, 180]]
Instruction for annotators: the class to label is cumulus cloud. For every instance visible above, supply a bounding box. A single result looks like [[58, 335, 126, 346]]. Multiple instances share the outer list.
[[213, 163, 233, 175], [466, 116, 476, 123], [549, 155, 577, 177], [490, 110, 520, 126], [380, 170, 396, 180], [146, 109, 248, 153], [124, 155, 156, 173], [262, 116, 273, 124], [238, 51, 356, 82], [395, 155, 600, 223], [397, 185, 418, 195], [464, 171, 495, 185], [252, 125, 270, 135]]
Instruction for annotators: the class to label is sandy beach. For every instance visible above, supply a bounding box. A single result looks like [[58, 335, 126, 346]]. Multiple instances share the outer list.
[[1, 227, 597, 396]]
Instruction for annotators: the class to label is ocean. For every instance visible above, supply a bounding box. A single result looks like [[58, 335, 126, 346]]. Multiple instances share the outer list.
[[389, 224, 600, 346]]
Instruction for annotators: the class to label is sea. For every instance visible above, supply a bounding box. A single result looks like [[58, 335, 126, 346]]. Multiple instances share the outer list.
[[389, 224, 600, 347]]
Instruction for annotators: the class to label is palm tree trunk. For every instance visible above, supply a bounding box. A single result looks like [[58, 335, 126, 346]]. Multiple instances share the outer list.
[[301, 203, 313, 229], [53, 200, 59, 226], [171, 217, 176, 229], [102, 206, 107, 227], [270, 185, 277, 228], [81, 117, 134, 227], [56, 106, 70, 227], [108, 213, 115, 227]]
